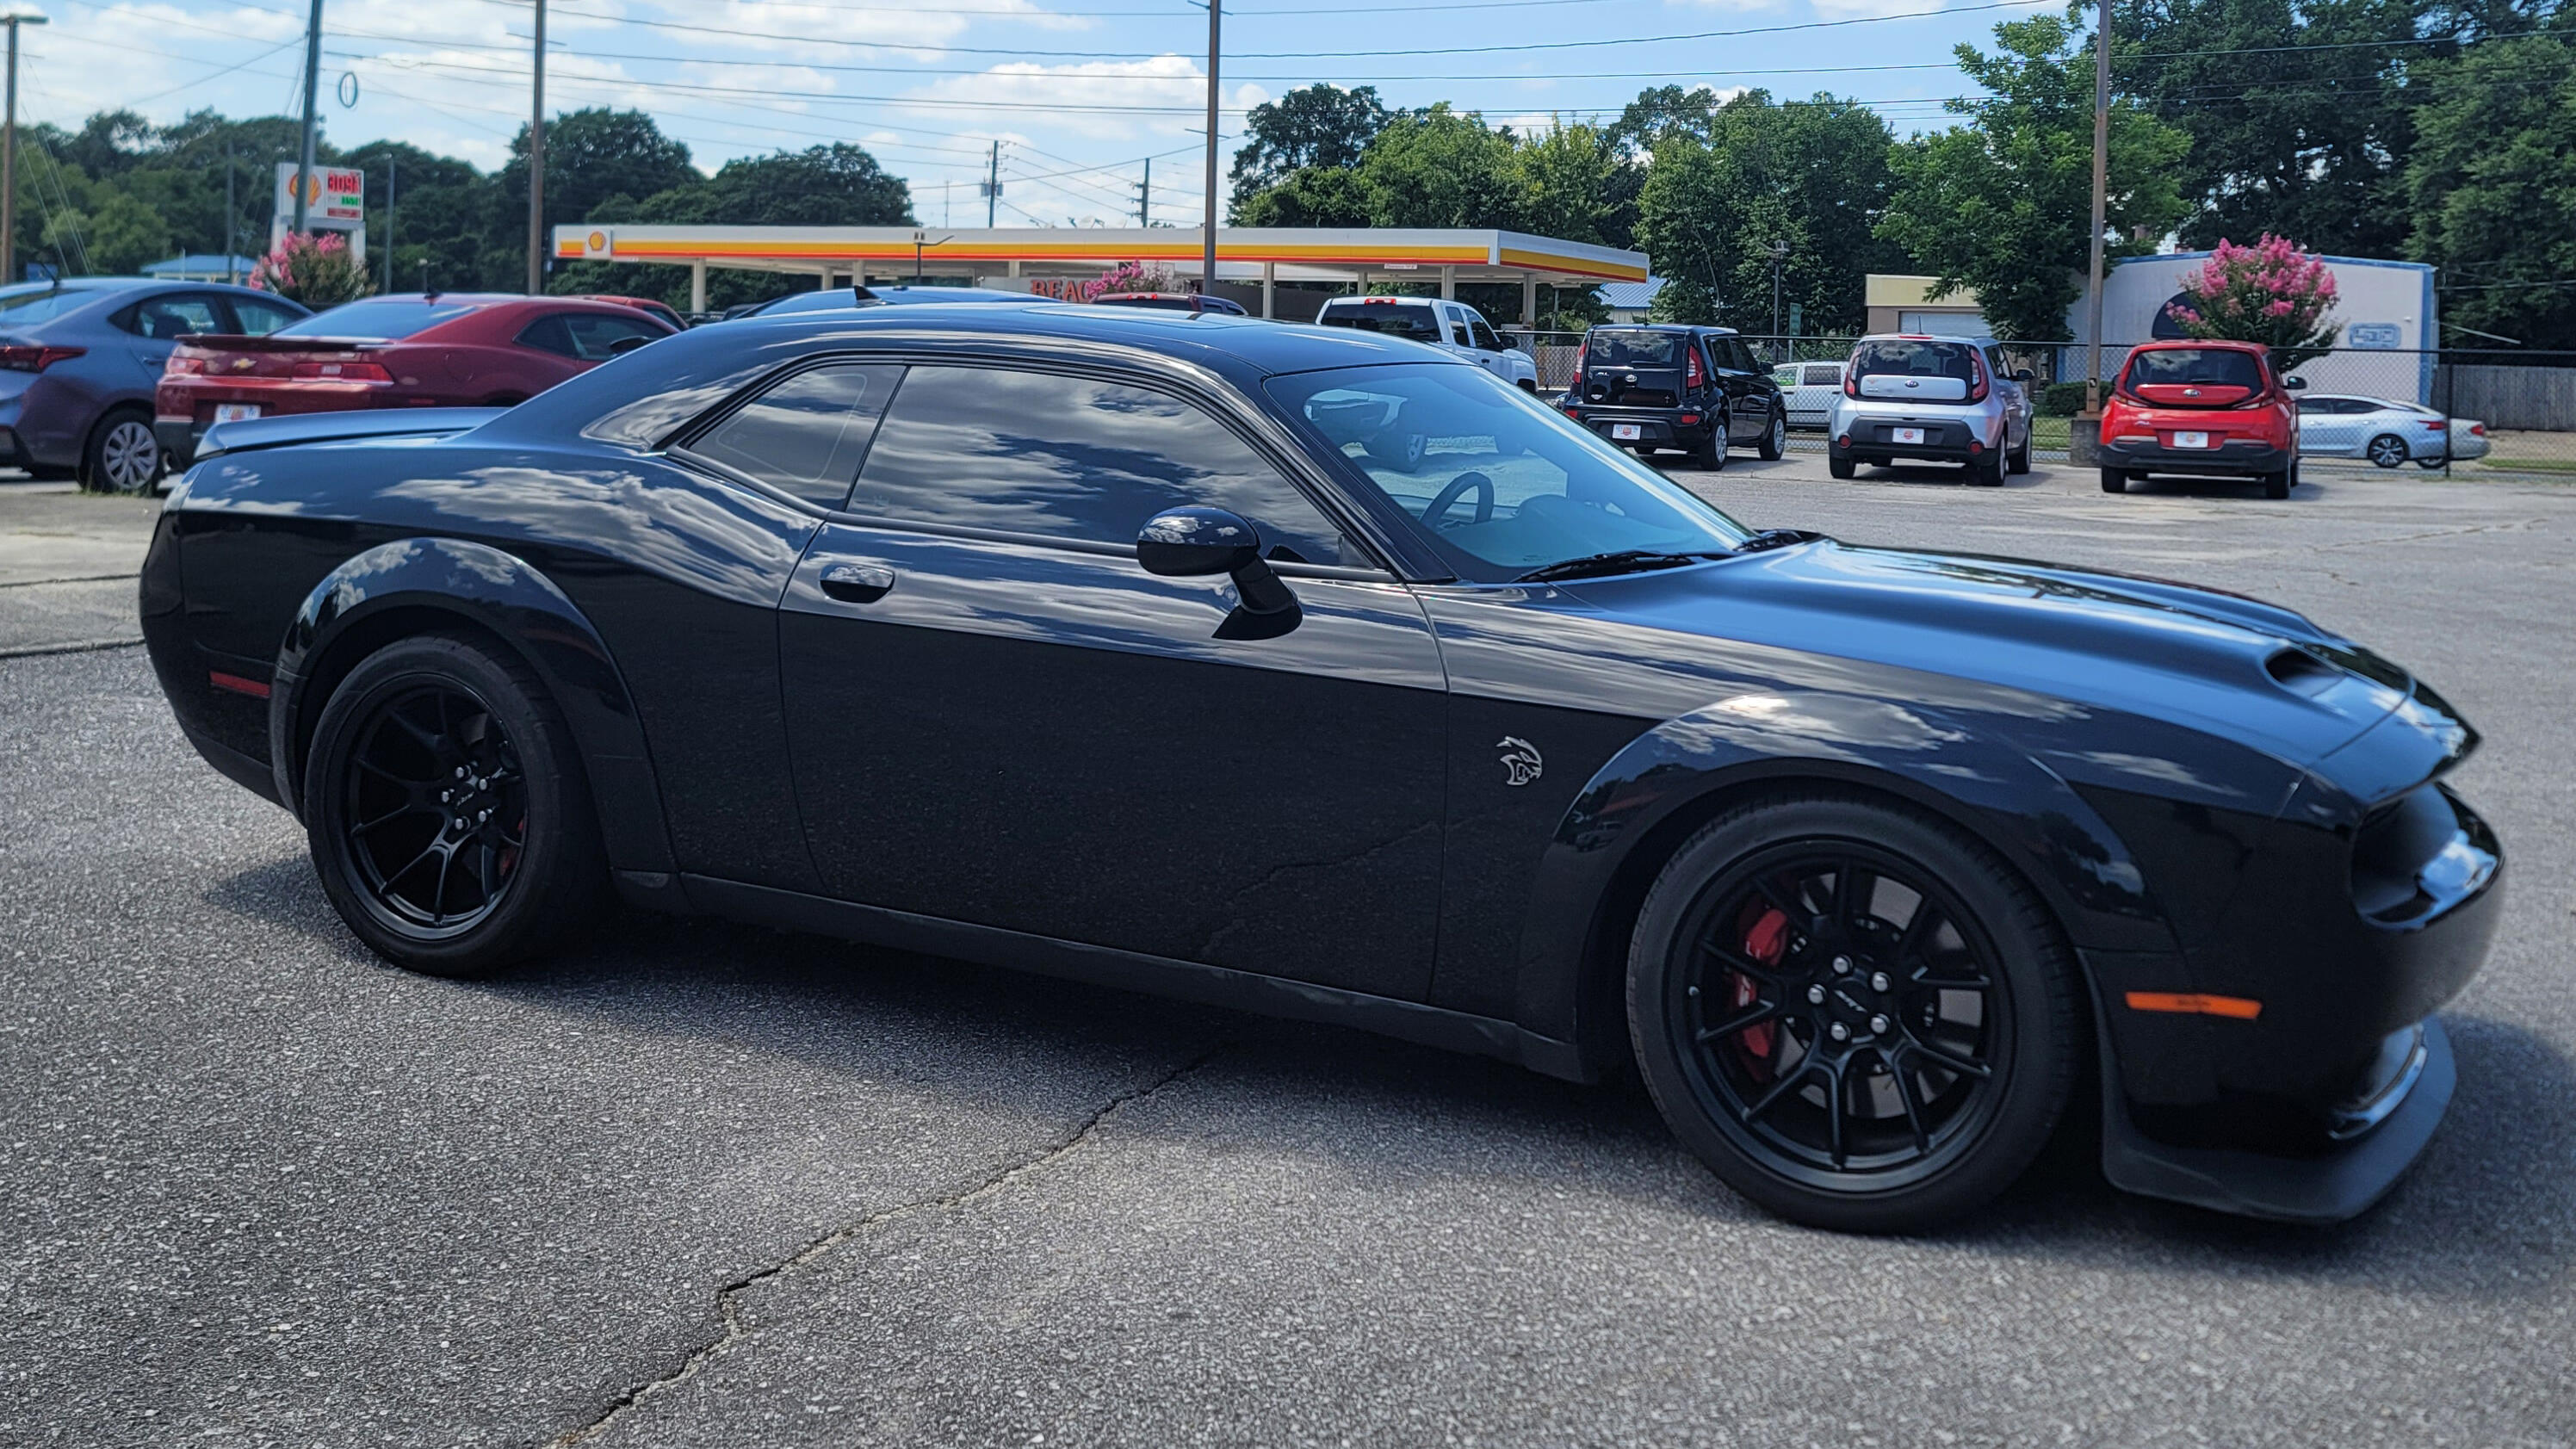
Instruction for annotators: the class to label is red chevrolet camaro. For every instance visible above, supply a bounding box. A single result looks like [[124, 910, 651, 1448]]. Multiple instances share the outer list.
[[155, 294, 674, 468]]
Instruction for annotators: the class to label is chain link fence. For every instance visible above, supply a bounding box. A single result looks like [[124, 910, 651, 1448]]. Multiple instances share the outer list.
[[1511, 326, 2576, 478]]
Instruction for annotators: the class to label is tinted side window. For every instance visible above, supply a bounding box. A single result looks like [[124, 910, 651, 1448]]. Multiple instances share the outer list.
[[851, 366, 1347, 566], [1730, 338, 1761, 373], [228, 298, 306, 336], [684, 363, 903, 508], [562, 312, 668, 359], [1468, 318, 1502, 351], [517, 315, 578, 357], [124, 294, 226, 339]]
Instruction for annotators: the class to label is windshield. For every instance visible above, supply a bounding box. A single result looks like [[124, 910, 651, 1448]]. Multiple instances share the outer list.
[[277, 298, 479, 341], [2124, 348, 2265, 390], [1267, 362, 1748, 581], [1586, 329, 1683, 367], [1850, 338, 1975, 384], [1318, 301, 1443, 344]]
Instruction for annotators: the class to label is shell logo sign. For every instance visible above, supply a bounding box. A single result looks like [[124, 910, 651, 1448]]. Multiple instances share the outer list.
[[272, 163, 365, 226]]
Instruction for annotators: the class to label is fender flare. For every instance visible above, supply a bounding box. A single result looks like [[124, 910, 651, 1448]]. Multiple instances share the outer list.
[[267, 536, 678, 878], [1509, 690, 2177, 1076]]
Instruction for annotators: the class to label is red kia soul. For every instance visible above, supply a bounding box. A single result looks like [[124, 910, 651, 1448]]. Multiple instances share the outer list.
[[2098, 338, 2305, 498]]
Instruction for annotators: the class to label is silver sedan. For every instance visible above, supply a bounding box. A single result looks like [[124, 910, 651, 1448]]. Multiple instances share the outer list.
[[2295, 393, 2490, 468]]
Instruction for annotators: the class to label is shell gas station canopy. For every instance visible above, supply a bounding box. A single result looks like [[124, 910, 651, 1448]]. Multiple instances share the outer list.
[[552, 224, 1651, 319]]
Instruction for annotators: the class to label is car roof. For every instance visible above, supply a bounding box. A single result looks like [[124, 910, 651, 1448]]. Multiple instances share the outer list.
[[1861, 332, 1997, 345], [2127, 337, 2267, 352], [1592, 322, 1737, 335]]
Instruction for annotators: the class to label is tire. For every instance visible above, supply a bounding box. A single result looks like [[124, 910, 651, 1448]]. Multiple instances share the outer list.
[[1756, 408, 1787, 461], [1516, 378, 1539, 393], [81, 407, 163, 493], [1828, 452, 1855, 480], [2416, 458, 2443, 470], [1698, 428, 1728, 472], [2366, 433, 2408, 469], [2263, 469, 2291, 500], [304, 632, 604, 978], [2099, 468, 2127, 494], [1971, 448, 2006, 486], [2008, 432, 2031, 475], [1626, 793, 2081, 1231]]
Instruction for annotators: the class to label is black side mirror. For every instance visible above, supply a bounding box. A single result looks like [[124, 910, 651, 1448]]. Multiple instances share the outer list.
[[2283, 375, 2308, 391], [1136, 506, 1302, 639]]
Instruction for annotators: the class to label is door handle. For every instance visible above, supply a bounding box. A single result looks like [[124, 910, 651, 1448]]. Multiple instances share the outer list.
[[819, 563, 895, 604]]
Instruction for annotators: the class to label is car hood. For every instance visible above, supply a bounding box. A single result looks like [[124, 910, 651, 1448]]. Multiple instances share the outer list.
[[1569, 537, 2414, 767]]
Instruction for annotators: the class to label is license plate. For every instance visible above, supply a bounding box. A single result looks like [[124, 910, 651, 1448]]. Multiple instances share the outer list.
[[213, 404, 262, 424], [2173, 430, 2210, 449], [1892, 426, 1925, 445], [1611, 423, 1642, 441]]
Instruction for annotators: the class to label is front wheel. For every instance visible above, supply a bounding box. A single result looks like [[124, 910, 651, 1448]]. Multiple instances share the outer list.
[[1757, 408, 1786, 461], [1626, 794, 2080, 1231], [2366, 433, 2409, 469], [304, 633, 604, 977]]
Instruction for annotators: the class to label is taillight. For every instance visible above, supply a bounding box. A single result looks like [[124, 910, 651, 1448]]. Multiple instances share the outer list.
[[2471, 423, 2486, 437], [1966, 350, 1990, 404], [165, 355, 205, 375], [1687, 346, 1705, 390], [1842, 371, 1860, 399], [2424, 419, 2447, 432], [289, 360, 393, 382], [0, 344, 85, 373]]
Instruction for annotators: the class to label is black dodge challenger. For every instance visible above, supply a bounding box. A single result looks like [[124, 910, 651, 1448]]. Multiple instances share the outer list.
[[141, 304, 2501, 1231]]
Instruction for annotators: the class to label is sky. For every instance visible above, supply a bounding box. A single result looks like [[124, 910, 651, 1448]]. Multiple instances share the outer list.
[[9, 0, 2069, 233]]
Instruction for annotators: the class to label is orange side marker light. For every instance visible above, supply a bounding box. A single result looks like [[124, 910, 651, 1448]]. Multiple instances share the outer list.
[[2124, 992, 2262, 1020]]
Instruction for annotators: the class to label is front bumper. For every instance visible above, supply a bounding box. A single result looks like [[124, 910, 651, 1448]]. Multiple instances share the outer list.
[[2102, 437, 2289, 477]]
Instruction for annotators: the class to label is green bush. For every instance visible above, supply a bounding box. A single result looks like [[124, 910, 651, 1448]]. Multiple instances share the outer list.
[[2038, 381, 2091, 416]]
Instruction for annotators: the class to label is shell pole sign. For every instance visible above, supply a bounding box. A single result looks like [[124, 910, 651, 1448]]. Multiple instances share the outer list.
[[273, 163, 365, 229]]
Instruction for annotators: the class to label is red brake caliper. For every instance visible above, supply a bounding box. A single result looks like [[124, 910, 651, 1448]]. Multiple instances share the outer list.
[[1734, 905, 1789, 1079]]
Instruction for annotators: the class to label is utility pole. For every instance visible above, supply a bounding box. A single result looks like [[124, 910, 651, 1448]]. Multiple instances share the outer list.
[[223, 144, 236, 283], [1767, 238, 1789, 359], [293, 0, 323, 235], [2082, 0, 2110, 414], [1137, 157, 1150, 227], [984, 140, 999, 227], [3, 13, 46, 286], [526, 0, 546, 294], [382, 154, 395, 294], [1200, 0, 1220, 294]]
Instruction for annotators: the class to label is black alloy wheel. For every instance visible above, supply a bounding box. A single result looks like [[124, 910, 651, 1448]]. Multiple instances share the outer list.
[[1699, 426, 1729, 471], [2366, 433, 2409, 469], [306, 633, 603, 977], [1629, 795, 2078, 1230]]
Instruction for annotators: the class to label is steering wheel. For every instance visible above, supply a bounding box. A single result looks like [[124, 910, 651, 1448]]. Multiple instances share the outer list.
[[1421, 471, 1495, 530]]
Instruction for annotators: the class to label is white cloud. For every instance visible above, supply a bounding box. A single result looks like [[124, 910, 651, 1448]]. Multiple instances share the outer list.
[[902, 56, 1263, 143]]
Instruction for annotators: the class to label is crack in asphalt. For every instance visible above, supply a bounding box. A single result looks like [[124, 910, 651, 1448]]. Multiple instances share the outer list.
[[540, 1038, 1232, 1448], [0, 636, 144, 659]]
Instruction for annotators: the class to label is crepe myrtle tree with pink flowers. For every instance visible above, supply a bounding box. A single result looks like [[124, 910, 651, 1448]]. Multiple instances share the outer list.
[[250, 232, 373, 309], [2163, 235, 2339, 372]]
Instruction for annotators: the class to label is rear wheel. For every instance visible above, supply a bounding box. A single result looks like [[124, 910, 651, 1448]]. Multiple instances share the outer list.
[[1756, 408, 1787, 461], [1698, 428, 1728, 472], [1828, 453, 1855, 480], [2099, 468, 2127, 494], [1626, 794, 2080, 1231], [2366, 433, 2408, 468], [1971, 448, 2006, 486], [2263, 468, 2292, 500], [2008, 432, 2031, 474], [304, 633, 604, 978], [81, 407, 163, 493]]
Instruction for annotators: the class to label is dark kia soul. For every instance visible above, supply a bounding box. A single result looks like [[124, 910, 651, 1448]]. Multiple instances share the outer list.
[[143, 302, 2500, 1234], [1560, 324, 1787, 470]]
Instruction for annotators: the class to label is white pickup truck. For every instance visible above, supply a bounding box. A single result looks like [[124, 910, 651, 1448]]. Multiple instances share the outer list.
[[1314, 296, 1540, 391]]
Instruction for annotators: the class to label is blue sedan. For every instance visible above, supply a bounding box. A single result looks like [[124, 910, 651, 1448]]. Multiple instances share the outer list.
[[0, 278, 310, 490]]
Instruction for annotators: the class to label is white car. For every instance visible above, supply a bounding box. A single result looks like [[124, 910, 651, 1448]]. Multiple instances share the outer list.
[[1315, 296, 1539, 391], [2294, 393, 2490, 468], [1771, 359, 1848, 431]]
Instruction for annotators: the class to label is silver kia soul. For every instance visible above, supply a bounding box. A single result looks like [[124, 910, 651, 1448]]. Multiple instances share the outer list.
[[1825, 334, 2034, 486]]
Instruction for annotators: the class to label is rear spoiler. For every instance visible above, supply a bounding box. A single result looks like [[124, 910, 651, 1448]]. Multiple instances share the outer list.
[[172, 331, 380, 352], [196, 407, 509, 463]]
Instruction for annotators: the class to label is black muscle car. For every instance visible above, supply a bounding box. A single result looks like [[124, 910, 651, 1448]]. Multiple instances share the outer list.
[[140, 303, 2502, 1231]]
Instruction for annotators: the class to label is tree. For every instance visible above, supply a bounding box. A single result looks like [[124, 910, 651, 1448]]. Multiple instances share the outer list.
[[1355, 104, 1523, 229], [496, 108, 697, 287], [1231, 165, 1372, 227], [1633, 91, 1903, 335], [1513, 121, 1622, 248], [2162, 234, 2340, 367], [1228, 84, 1391, 216], [2118, 0, 2430, 257], [1878, 8, 2192, 342], [2407, 32, 2576, 351]]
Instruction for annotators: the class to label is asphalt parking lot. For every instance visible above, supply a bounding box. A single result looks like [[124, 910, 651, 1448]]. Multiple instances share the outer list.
[[3, 455, 2571, 1448]]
